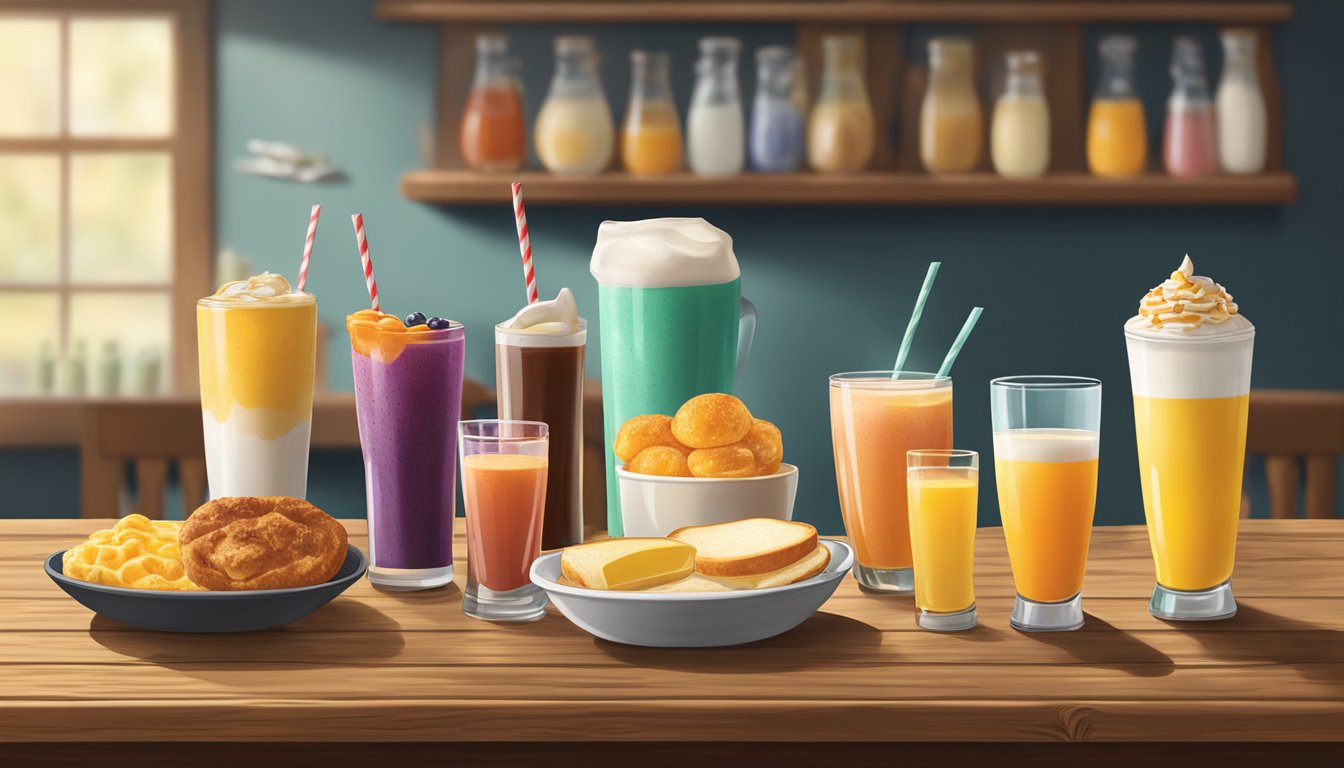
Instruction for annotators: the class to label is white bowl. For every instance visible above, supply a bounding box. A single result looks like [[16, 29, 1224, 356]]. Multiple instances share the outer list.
[[616, 463, 799, 538], [530, 540, 853, 647]]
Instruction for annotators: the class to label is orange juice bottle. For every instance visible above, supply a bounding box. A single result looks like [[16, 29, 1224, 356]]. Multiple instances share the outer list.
[[1087, 35, 1147, 177], [830, 372, 953, 593], [621, 51, 682, 175], [459, 34, 526, 172]]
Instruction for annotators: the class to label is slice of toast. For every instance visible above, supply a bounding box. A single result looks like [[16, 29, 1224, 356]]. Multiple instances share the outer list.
[[641, 574, 735, 593], [668, 518, 818, 578], [640, 546, 832, 592], [560, 537, 695, 590]]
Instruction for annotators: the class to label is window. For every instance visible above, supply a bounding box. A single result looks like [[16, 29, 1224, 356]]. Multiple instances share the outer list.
[[0, 2, 209, 396]]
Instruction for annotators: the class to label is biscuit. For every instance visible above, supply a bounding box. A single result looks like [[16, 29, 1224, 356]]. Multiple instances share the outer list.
[[739, 419, 784, 475], [671, 393, 753, 449], [614, 414, 690, 462], [626, 445, 693, 477], [180, 497, 348, 591], [687, 445, 757, 478]]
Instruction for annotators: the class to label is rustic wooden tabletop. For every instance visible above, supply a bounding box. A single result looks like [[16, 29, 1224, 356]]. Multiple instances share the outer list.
[[3, 518, 1341, 766]]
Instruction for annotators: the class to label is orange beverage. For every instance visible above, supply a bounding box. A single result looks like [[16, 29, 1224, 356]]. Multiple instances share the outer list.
[[994, 429, 1099, 603], [622, 108, 683, 175], [830, 372, 953, 592], [460, 86, 526, 172], [1087, 98, 1147, 177], [463, 453, 547, 592]]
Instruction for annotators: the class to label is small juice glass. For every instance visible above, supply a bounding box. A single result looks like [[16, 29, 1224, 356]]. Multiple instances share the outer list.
[[460, 420, 550, 622], [907, 449, 979, 632]]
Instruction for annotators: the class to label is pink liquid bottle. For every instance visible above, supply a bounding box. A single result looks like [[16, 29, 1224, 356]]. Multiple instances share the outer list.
[[1163, 37, 1219, 177]]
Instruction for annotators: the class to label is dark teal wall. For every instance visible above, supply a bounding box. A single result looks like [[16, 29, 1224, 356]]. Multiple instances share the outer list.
[[3, 0, 1339, 526]]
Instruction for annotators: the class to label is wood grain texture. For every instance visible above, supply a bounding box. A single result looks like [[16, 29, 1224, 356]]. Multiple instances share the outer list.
[[376, 1, 1294, 24], [3, 519, 1343, 745], [399, 170, 1298, 205]]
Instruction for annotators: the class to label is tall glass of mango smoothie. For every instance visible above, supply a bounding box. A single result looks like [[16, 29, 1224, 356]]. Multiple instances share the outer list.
[[1125, 256, 1253, 621], [197, 272, 316, 499], [991, 376, 1101, 632], [830, 371, 953, 592]]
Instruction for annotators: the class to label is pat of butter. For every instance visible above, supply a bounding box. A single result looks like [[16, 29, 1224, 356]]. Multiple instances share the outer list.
[[598, 541, 695, 590]]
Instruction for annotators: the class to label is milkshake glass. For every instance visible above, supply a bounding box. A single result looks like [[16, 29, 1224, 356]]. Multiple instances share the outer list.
[[590, 218, 756, 536], [348, 309, 466, 590], [1125, 256, 1253, 620], [197, 272, 315, 499], [496, 288, 587, 550]]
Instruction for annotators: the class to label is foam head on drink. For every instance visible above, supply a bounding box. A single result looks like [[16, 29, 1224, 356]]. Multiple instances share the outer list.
[[1125, 255, 1254, 593], [348, 308, 465, 589], [496, 288, 586, 550], [590, 218, 744, 536], [197, 272, 316, 499]]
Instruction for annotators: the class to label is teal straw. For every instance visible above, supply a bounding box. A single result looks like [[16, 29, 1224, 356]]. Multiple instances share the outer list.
[[936, 307, 984, 378], [892, 261, 941, 379]]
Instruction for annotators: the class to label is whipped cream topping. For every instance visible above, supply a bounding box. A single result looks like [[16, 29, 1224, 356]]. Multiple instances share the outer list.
[[502, 287, 581, 334], [203, 272, 312, 304], [590, 218, 740, 289], [1125, 255, 1253, 338]]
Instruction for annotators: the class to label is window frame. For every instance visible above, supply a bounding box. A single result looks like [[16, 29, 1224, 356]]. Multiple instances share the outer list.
[[0, 0, 211, 396]]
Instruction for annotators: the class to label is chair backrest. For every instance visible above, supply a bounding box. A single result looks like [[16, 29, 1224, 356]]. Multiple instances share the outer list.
[[1242, 389, 1344, 519], [81, 401, 206, 520]]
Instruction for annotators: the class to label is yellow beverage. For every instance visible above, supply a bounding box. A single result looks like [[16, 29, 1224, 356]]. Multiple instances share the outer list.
[[907, 467, 977, 613], [994, 429, 1099, 603], [622, 108, 682, 175], [830, 376, 953, 573], [1134, 394, 1249, 591], [1087, 98, 1147, 176]]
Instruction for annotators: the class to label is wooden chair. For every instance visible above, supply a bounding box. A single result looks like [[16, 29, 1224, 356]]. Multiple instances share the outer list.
[[1242, 389, 1344, 519], [81, 378, 498, 520]]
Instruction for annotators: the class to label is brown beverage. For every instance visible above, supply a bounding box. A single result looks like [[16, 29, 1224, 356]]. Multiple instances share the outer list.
[[495, 292, 586, 550]]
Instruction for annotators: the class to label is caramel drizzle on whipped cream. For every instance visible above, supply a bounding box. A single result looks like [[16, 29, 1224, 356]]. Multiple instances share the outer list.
[[1137, 255, 1239, 331]]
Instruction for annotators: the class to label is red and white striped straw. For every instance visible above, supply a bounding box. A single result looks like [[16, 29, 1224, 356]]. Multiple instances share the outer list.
[[351, 213, 380, 312], [511, 182, 539, 304], [296, 204, 321, 293]]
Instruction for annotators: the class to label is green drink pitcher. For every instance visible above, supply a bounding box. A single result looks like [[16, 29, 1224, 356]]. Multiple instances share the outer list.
[[591, 218, 757, 536]]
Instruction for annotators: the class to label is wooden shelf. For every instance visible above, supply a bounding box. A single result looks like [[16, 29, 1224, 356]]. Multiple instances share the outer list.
[[400, 170, 1297, 206], [377, 1, 1292, 24]]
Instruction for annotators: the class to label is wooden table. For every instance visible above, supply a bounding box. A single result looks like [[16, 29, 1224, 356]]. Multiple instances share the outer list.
[[3, 519, 1341, 766]]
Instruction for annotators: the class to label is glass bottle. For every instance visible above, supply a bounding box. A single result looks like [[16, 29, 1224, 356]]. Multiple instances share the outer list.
[[1164, 37, 1219, 177], [920, 38, 983, 174], [622, 50, 682, 176], [459, 34, 526, 173], [1087, 35, 1147, 177], [991, 50, 1050, 178], [687, 37, 745, 176], [808, 36, 875, 173], [1216, 29, 1267, 174], [535, 36, 615, 175], [750, 46, 805, 173]]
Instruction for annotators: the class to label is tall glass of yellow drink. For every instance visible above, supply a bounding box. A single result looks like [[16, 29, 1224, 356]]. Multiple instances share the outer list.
[[1125, 256, 1253, 621], [991, 375, 1101, 632], [830, 371, 953, 593], [907, 449, 979, 632]]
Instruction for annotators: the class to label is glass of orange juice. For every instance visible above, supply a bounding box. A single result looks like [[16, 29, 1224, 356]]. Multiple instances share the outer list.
[[830, 371, 953, 593], [991, 376, 1101, 632], [460, 420, 550, 622], [907, 449, 979, 632]]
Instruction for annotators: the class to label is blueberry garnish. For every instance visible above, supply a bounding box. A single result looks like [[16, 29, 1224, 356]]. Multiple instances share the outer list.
[[404, 311, 427, 327], [426, 316, 451, 330]]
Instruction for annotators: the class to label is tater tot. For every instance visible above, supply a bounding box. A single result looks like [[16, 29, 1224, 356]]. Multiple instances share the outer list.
[[626, 446, 693, 477], [687, 446, 757, 478], [614, 414, 689, 462], [671, 393, 753, 449]]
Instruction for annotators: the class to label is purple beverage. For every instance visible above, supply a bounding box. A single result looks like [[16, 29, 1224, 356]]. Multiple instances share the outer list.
[[348, 309, 465, 590]]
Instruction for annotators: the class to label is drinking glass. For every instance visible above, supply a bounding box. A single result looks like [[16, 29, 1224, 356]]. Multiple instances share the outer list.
[[990, 376, 1101, 632], [829, 371, 953, 593], [907, 449, 979, 632], [460, 420, 550, 622]]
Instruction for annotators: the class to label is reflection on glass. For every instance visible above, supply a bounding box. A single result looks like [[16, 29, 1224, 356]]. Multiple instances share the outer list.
[[0, 19, 61, 136], [69, 291, 170, 393], [0, 154, 60, 282], [71, 152, 172, 283], [0, 292, 60, 394], [70, 18, 173, 137]]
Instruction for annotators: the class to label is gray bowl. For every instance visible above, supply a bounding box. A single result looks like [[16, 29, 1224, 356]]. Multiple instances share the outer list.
[[531, 540, 853, 647], [45, 545, 367, 633]]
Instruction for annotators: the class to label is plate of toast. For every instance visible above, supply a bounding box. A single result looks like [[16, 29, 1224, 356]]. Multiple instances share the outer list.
[[46, 497, 366, 633], [530, 518, 853, 647]]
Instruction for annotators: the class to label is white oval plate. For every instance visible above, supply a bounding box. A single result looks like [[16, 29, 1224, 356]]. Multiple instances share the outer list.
[[530, 539, 853, 647]]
